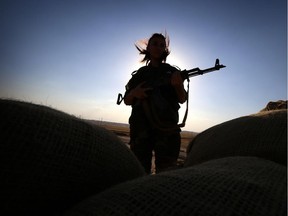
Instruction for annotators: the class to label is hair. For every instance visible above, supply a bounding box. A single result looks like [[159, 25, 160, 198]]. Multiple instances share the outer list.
[[135, 33, 170, 65]]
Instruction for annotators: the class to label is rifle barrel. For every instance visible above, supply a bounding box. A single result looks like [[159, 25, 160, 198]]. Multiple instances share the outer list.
[[181, 62, 226, 80]]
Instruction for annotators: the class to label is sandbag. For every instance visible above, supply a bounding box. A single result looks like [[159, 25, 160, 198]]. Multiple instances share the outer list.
[[0, 99, 145, 216], [64, 157, 287, 216], [185, 110, 287, 167]]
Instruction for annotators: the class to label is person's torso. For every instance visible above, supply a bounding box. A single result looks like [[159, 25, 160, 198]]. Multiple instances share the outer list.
[[127, 63, 180, 131]]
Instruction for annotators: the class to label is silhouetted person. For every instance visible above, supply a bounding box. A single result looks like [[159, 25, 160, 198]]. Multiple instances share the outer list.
[[124, 33, 187, 174]]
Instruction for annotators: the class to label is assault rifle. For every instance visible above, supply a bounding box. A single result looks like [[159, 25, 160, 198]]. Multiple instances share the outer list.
[[116, 58, 226, 105]]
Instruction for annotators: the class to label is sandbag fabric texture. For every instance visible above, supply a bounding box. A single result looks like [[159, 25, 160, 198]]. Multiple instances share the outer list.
[[1, 99, 286, 216], [185, 110, 287, 167], [0, 99, 145, 216], [64, 157, 287, 216]]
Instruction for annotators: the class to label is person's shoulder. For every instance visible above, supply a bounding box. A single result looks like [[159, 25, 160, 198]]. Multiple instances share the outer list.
[[137, 65, 149, 72], [131, 65, 149, 76], [161, 63, 181, 72]]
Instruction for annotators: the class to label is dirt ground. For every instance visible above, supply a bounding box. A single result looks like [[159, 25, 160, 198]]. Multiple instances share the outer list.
[[87, 120, 198, 173]]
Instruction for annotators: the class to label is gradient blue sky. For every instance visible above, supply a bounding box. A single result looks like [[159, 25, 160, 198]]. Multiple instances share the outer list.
[[1, 0, 287, 132]]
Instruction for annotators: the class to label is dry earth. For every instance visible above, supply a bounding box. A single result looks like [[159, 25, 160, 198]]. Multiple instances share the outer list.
[[86, 120, 198, 168]]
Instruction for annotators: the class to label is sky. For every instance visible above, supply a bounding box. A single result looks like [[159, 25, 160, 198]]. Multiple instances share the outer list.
[[0, 0, 287, 132]]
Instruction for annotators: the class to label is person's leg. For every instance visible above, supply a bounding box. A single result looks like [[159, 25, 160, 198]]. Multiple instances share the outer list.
[[130, 135, 154, 174], [154, 132, 181, 173]]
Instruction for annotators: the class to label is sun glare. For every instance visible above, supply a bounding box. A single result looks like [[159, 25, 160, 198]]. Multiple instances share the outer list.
[[166, 46, 195, 71], [167, 53, 185, 70]]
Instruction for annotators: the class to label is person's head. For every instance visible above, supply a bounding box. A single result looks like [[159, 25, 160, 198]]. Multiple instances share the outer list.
[[135, 33, 170, 65]]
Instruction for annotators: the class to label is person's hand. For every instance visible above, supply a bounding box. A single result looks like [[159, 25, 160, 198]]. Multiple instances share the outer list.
[[171, 71, 184, 87], [130, 82, 152, 99], [171, 71, 187, 103]]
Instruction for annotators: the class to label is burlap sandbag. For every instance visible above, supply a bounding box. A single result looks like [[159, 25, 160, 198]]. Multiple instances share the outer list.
[[0, 99, 145, 216], [185, 110, 287, 167], [64, 156, 287, 216]]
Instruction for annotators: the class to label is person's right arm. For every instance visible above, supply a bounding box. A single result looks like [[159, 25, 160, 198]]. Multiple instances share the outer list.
[[124, 82, 152, 105]]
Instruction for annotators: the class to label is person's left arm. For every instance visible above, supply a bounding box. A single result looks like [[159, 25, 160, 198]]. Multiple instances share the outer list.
[[171, 71, 187, 104]]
